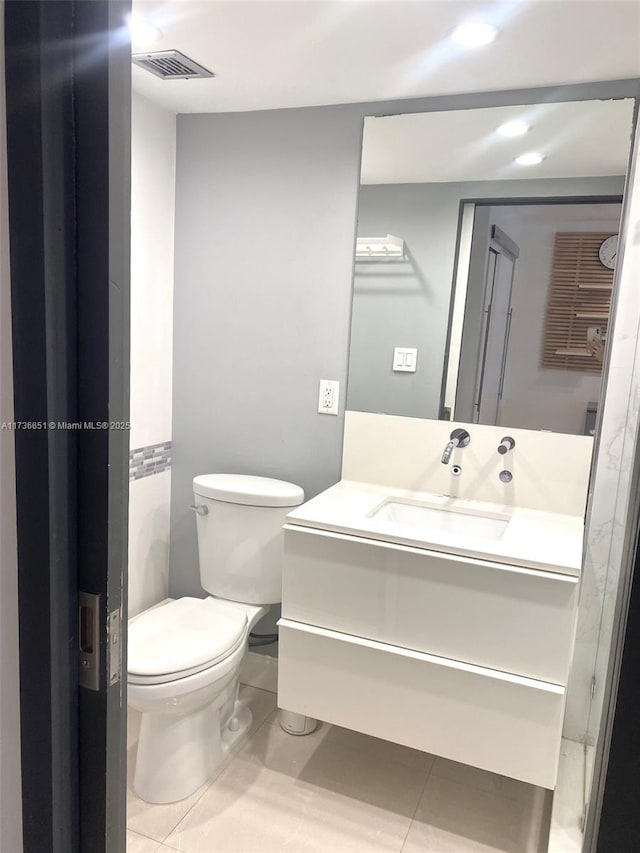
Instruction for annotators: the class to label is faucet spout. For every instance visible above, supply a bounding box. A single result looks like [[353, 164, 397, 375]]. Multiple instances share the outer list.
[[441, 440, 457, 464], [441, 428, 470, 465]]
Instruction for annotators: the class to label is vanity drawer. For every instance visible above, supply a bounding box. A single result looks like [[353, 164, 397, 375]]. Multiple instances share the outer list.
[[282, 525, 579, 684], [278, 619, 564, 790]]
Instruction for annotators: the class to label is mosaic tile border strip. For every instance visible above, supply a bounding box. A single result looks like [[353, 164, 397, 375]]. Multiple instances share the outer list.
[[129, 440, 172, 481]]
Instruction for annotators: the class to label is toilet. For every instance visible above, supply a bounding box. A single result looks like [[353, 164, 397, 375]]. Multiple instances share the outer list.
[[127, 473, 304, 804]]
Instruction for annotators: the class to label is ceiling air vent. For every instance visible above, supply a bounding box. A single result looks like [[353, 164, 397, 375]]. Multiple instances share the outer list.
[[132, 50, 214, 80]]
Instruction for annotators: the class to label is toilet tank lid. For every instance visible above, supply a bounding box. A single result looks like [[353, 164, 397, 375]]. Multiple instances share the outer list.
[[193, 474, 304, 507]]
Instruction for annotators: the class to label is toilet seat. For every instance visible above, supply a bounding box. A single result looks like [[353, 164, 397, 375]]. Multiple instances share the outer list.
[[128, 597, 248, 685]]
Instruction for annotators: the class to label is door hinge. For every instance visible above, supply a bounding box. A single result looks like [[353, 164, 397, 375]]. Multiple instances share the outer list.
[[590, 676, 596, 699], [108, 607, 122, 686]]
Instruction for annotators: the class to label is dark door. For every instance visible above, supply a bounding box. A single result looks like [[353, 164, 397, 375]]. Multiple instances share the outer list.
[[4, 1, 130, 850]]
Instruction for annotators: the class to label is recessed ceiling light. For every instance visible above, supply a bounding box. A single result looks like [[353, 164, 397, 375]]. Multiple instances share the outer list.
[[515, 152, 545, 166], [451, 22, 499, 48], [497, 120, 530, 138], [128, 14, 161, 49]]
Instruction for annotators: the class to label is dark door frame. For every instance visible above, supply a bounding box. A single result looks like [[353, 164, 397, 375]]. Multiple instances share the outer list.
[[4, 2, 131, 850]]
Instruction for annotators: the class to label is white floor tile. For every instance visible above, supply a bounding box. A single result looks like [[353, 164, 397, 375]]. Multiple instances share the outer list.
[[127, 829, 163, 852], [164, 720, 429, 852], [430, 756, 547, 805], [402, 771, 550, 853], [266, 708, 435, 772], [127, 781, 210, 844], [324, 724, 435, 773]]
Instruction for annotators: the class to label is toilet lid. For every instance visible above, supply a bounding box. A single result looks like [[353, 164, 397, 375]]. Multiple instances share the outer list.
[[128, 597, 247, 678]]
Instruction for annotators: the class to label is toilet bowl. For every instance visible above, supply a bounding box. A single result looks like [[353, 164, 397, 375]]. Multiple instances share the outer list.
[[128, 596, 266, 804], [127, 474, 304, 804]]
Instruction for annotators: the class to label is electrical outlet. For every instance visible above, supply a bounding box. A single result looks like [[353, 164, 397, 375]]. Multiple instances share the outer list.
[[318, 379, 339, 415]]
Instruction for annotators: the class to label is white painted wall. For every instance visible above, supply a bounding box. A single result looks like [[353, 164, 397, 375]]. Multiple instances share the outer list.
[[128, 472, 172, 619], [130, 93, 175, 452], [342, 411, 592, 518], [493, 203, 621, 435], [129, 93, 176, 617], [0, 8, 24, 849]]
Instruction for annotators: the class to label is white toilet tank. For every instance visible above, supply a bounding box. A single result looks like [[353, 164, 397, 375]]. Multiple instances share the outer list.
[[192, 474, 304, 605]]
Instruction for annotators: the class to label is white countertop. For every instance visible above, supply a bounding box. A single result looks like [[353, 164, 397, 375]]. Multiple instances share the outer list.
[[286, 480, 584, 576]]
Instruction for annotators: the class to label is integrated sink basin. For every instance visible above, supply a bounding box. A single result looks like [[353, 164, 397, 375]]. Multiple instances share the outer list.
[[369, 498, 510, 540]]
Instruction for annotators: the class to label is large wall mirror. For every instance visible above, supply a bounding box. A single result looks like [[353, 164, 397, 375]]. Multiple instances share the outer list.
[[347, 99, 635, 435]]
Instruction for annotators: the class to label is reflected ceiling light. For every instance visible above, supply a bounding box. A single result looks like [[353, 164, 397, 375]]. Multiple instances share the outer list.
[[515, 152, 545, 166], [450, 22, 499, 48], [497, 120, 530, 138], [128, 14, 161, 49]]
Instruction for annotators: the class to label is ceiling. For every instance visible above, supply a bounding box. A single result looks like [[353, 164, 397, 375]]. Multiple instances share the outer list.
[[360, 99, 635, 184], [131, 1, 640, 115]]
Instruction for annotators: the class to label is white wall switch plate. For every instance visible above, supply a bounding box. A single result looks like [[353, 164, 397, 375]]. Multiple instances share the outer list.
[[318, 379, 340, 415], [393, 347, 418, 372]]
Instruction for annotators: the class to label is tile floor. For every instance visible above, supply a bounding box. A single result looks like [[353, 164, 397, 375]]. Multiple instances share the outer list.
[[127, 685, 552, 853]]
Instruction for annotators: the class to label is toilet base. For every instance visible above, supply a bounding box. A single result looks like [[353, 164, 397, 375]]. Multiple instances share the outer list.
[[133, 690, 252, 804]]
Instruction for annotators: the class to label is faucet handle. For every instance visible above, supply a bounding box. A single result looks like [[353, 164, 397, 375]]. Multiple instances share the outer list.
[[450, 428, 470, 448], [442, 428, 470, 464], [498, 436, 516, 455]]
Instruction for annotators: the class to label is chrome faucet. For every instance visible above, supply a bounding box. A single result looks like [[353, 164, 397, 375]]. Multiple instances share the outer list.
[[497, 436, 516, 455], [441, 428, 470, 464]]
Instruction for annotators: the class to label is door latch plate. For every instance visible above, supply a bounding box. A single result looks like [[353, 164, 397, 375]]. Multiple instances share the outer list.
[[79, 592, 100, 691], [108, 607, 122, 686]]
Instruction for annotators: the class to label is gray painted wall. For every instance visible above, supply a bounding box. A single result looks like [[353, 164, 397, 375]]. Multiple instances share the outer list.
[[170, 107, 362, 597], [348, 177, 624, 421]]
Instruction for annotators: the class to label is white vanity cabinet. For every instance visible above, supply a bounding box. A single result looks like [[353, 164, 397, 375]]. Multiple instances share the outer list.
[[278, 523, 580, 790]]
